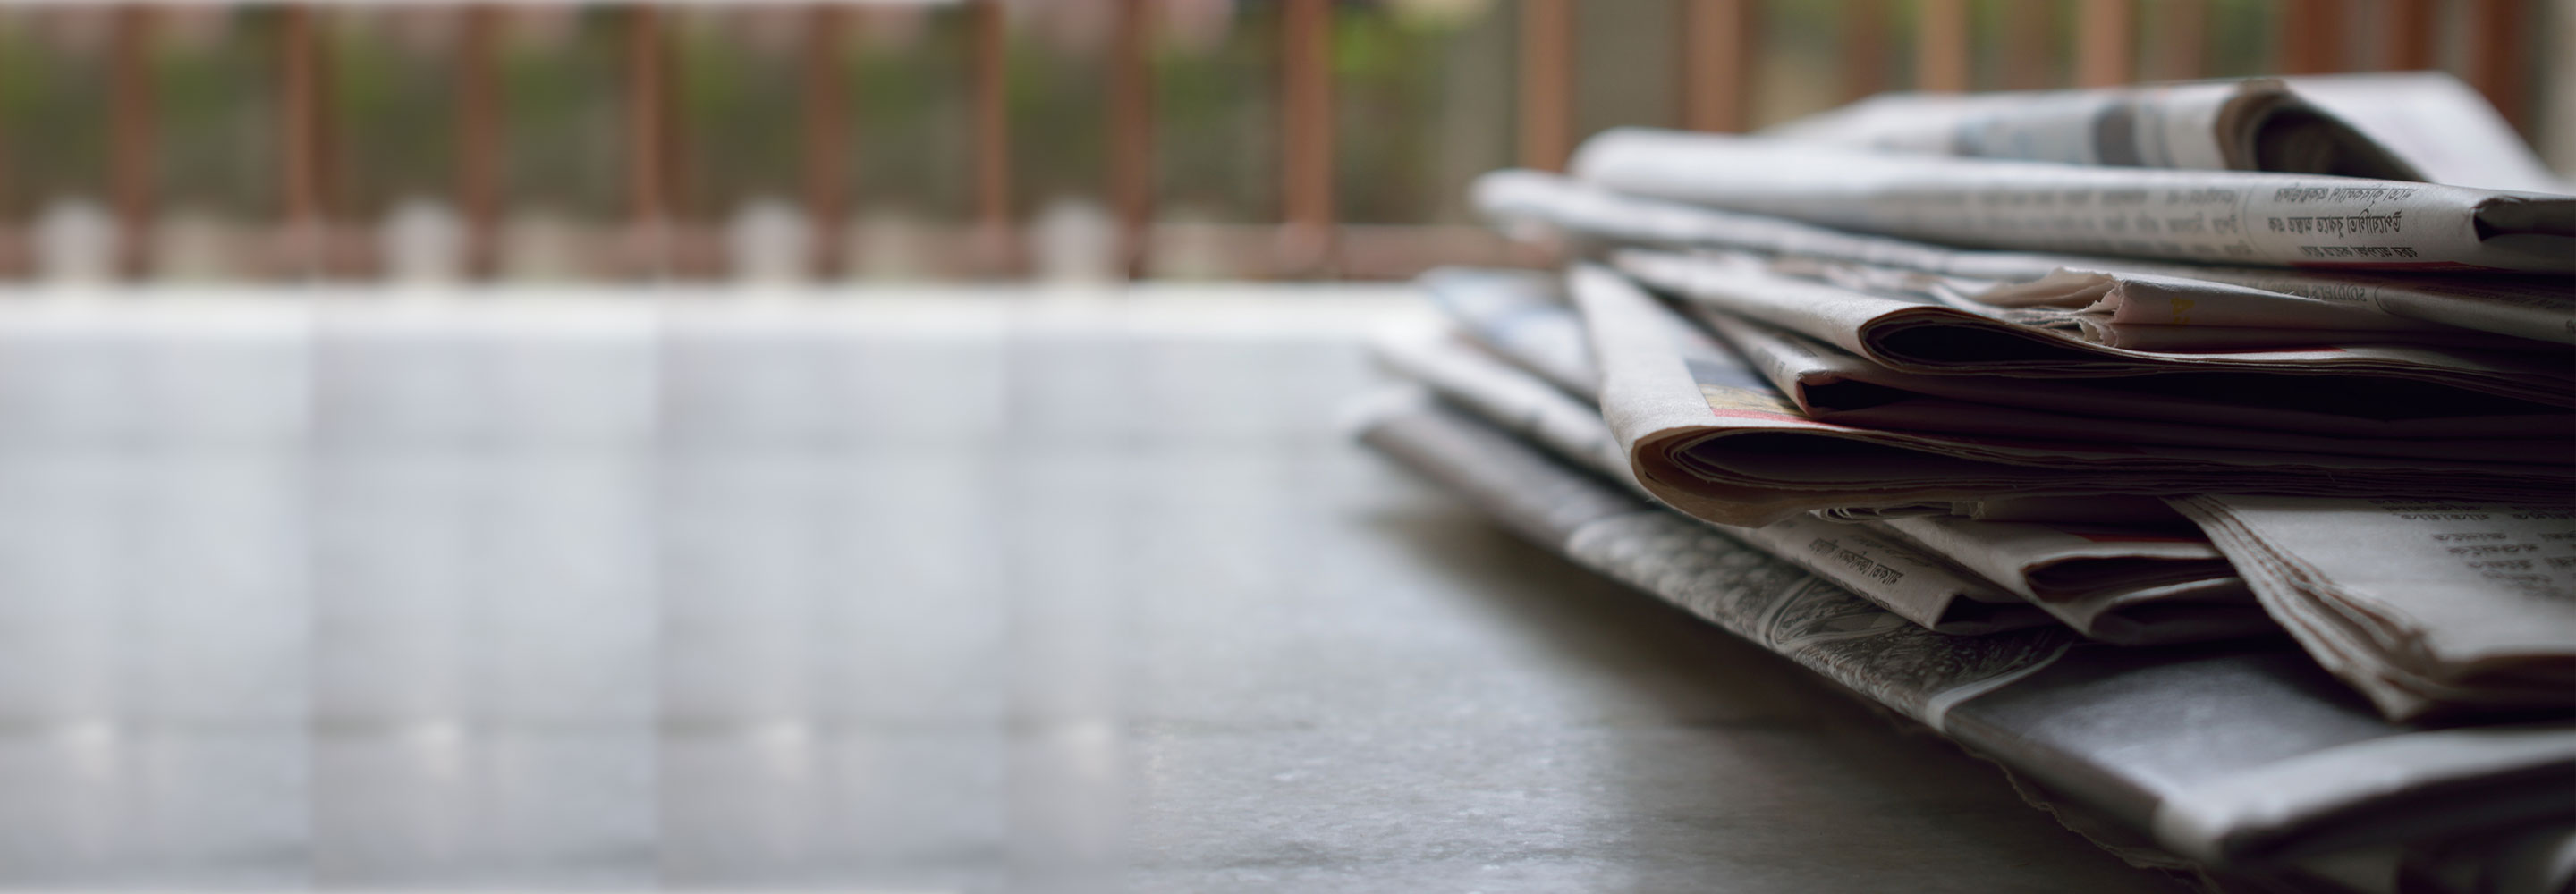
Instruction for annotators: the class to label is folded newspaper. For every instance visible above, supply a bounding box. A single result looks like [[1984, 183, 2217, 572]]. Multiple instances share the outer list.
[[1427, 266, 2572, 446], [1571, 262, 2568, 526], [1386, 77, 2576, 890], [1875, 515, 2269, 647], [1761, 72, 2566, 194], [1682, 302, 2566, 463], [1478, 168, 2576, 344], [1409, 267, 2273, 645], [1610, 249, 2574, 410], [1371, 325, 2052, 636], [2174, 494, 2576, 721], [1352, 392, 2576, 873], [1569, 130, 2576, 273]]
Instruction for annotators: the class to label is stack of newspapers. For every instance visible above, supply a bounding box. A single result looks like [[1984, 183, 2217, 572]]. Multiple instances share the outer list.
[[1354, 73, 2576, 893]]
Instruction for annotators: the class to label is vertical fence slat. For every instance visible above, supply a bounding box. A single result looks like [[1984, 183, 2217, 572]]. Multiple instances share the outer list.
[[2073, 0, 2132, 88], [278, 4, 334, 279], [968, 0, 1014, 276], [1914, 0, 1969, 92], [1840, 0, 1889, 101], [1518, 0, 1573, 168], [457, 4, 501, 281], [111, 4, 156, 281], [625, 5, 672, 279], [2277, 0, 2345, 75], [1107, 0, 1152, 280], [801, 3, 849, 281], [2380, 0, 2436, 71], [2143, 0, 2204, 81], [1996, 0, 2055, 89], [0, 11, 14, 279], [1278, 0, 1332, 275], [1681, 0, 1754, 133], [2463, 0, 2529, 134]]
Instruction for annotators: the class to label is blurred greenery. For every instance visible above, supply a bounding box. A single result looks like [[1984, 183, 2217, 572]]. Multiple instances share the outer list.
[[1154, 4, 1280, 223]]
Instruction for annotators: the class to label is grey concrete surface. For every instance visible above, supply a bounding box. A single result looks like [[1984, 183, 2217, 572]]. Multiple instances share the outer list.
[[0, 290, 2188, 892]]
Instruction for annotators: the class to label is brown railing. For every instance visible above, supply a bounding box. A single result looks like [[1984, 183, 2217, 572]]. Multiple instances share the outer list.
[[24, 0, 2550, 284]]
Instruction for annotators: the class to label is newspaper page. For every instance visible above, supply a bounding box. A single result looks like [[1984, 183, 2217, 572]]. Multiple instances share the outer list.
[[1368, 327, 2049, 635], [2284, 72, 2572, 194], [1879, 515, 2231, 600], [1971, 269, 2576, 350], [1792, 254, 2558, 356], [1575, 261, 2570, 526], [2009, 578, 2267, 646], [1763, 77, 2419, 180], [1819, 495, 2194, 527], [1696, 308, 2573, 458], [2173, 494, 2576, 721], [1953, 495, 2194, 526], [1876, 516, 2272, 645], [1615, 249, 2575, 409], [1367, 327, 1630, 487], [1351, 392, 2576, 871], [1414, 267, 1598, 397], [1478, 169, 2576, 344], [1570, 129, 2575, 273], [1762, 72, 2568, 195]]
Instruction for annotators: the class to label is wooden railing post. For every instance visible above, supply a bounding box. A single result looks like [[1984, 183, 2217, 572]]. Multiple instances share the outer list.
[[1996, 0, 2055, 90], [2143, 0, 2204, 81], [801, 3, 850, 281], [0, 16, 20, 278], [1914, 0, 1969, 92], [2379, 0, 2437, 71], [2462, 0, 2529, 135], [968, 0, 1017, 277], [1840, 0, 1890, 102], [1106, 0, 1153, 280], [1680, 0, 1753, 133], [110, 4, 156, 281], [624, 4, 673, 280], [278, 4, 338, 279], [2277, 0, 2347, 76], [456, 4, 502, 281], [2073, 0, 2133, 88], [1518, 0, 1572, 169], [1278, 0, 1333, 275]]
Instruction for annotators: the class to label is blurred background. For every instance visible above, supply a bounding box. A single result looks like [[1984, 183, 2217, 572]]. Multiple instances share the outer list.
[[0, 4, 2567, 891], [0, 0, 2568, 286]]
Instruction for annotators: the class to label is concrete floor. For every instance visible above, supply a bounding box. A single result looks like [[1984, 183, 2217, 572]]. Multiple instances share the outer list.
[[0, 288, 2188, 891]]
